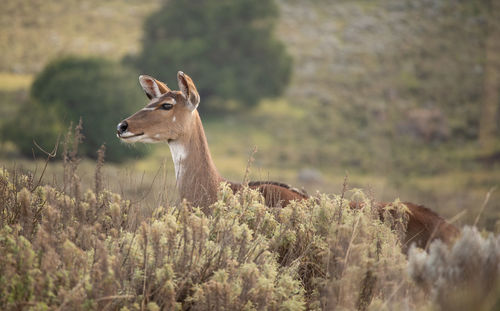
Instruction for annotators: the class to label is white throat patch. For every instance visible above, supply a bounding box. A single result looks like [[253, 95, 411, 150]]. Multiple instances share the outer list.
[[168, 141, 187, 182]]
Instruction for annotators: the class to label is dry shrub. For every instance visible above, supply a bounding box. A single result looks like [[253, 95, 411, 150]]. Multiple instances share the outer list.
[[5, 123, 481, 310], [408, 226, 500, 311], [0, 160, 429, 310], [0, 169, 304, 310], [270, 191, 424, 310]]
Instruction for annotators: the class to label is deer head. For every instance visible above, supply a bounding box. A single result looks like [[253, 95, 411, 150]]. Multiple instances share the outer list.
[[116, 71, 200, 144]]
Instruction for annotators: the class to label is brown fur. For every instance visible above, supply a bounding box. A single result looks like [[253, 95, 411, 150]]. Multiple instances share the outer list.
[[118, 71, 460, 250], [348, 201, 459, 250], [393, 202, 459, 249], [229, 181, 309, 207]]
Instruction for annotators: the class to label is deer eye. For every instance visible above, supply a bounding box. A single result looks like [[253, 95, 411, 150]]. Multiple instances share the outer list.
[[161, 103, 173, 110]]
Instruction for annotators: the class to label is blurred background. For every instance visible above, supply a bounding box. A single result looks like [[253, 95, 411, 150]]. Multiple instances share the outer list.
[[0, 0, 499, 229]]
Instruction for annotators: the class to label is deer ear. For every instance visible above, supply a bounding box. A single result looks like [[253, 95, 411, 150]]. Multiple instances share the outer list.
[[177, 71, 200, 111], [139, 75, 171, 99]]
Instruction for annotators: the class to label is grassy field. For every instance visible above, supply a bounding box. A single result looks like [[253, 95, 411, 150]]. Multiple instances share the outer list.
[[0, 70, 498, 229], [1, 97, 499, 232], [1, 68, 499, 233]]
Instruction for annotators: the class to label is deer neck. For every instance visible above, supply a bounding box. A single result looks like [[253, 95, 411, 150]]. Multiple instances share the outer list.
[[168, 112, 224, 206]]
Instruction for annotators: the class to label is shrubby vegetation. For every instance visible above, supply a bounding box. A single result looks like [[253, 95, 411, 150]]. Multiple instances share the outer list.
[[0, 126, 418, 310], [131, 0, 292, 110], [2, 57, 148, 162], [409, 226, 500, 310], [2, 125, 498, 310]]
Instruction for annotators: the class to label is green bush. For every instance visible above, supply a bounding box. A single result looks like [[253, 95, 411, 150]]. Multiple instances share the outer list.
[[2, 100, 66, 158], [3, 56, 148, 162], [132, 0, 292, 110]]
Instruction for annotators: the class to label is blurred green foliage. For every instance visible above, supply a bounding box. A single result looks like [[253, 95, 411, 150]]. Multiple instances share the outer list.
[[2, 57, 148, 162], [131, 0, 292, 110]]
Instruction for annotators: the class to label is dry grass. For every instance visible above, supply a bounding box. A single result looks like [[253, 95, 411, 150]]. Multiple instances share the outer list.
[[0, 73, 33, 91]]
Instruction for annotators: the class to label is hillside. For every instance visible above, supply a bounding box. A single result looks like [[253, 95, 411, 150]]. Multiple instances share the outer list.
[[0, 0, 160, 73]]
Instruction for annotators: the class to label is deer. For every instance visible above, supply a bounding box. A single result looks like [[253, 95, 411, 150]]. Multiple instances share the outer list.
[[116, 71, 459, 250]]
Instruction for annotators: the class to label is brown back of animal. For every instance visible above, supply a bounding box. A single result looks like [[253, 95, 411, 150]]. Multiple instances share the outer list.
[[349, 201, 459, 251], [232, 180, 458, 250], [234, 180, 459, 249], [229, 181, 308, 207]]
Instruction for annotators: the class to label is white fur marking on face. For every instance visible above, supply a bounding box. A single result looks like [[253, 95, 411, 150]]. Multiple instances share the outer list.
[[119, 133, 159, 144], [154, 134, 161, 138], [142, 107, 156, 111], [119, 132, 138, 138], [120, 134, 144, 143], [168, 141, 187, 182], [140, 137, 157, 143], [172, 116, 176, 122]]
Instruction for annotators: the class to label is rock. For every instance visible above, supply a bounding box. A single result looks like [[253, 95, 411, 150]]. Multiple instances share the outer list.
[[298, 168, 323, 184], [398, 107, 450, 142]]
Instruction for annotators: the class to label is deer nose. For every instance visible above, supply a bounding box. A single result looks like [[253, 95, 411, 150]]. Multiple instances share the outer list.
[[117, 121, 128, 135]]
